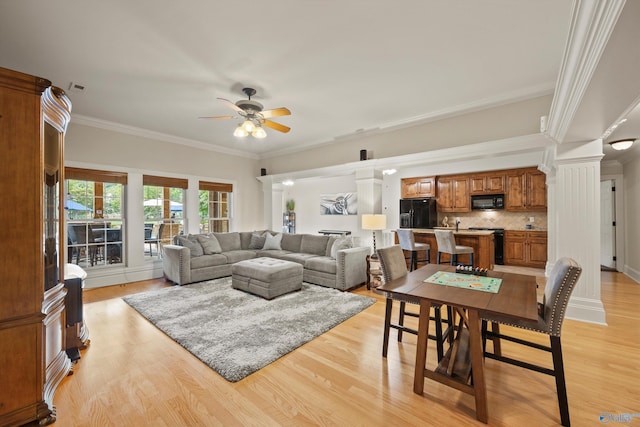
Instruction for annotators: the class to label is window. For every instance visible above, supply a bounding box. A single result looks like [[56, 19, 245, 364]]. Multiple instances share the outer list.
[[143, 175, 187, 259], [65, 168, 127, 268], [199, 181, 232, 233]]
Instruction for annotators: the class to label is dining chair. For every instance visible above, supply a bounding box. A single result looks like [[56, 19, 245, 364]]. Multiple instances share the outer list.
[[481, 257, 582, 427], [434, 229, 474, 266], [377, 245, 448, 360], [145, 223, 166, 256], [68, 223, 98, 266], [396, 229, 430, 272]]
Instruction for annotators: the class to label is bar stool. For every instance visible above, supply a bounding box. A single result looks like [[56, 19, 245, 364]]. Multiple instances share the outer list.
[[434, 229, 474, 266], [396, 229, 430, 271]]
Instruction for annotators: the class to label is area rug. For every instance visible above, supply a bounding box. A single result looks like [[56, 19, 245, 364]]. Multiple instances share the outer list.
[[123, 277, 375, 382]]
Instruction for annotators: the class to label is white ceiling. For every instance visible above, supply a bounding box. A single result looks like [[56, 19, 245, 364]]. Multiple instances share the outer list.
[[2, 0, 635, 160]]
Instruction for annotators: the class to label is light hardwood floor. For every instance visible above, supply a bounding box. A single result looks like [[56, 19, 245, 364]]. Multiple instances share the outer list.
[[51, 267, 640, 426]]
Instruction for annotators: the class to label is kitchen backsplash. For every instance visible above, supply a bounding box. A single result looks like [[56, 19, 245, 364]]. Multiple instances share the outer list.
[[437, 211, 547, 231]]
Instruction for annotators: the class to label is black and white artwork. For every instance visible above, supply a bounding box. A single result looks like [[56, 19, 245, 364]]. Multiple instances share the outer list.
[[320, 193, 357, 215]]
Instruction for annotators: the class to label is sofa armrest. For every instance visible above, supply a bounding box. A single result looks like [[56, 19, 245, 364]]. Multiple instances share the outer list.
[[162, 244, 191, 285], [335, 246, 369, 290]]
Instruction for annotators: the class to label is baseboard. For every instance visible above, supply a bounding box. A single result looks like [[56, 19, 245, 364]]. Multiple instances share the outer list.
[[565, 296, 607, 325]]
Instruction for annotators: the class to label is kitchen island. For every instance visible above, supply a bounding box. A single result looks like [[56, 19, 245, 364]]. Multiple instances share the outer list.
[[395, 228, 495, 269]]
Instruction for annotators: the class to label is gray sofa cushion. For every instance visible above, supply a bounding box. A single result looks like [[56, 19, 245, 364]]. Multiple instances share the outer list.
[[330, 236, 353, 258], [213, 232, 241, 252], [300, 235, 330, 256], [325, 236, 338, 257], [223, 250, 257, 264], [305, 256, 338, 274], [176, 235, 204, 257], [248, 232, 267, 249], [263, 233, 283, 250], [191, 253, 228, 269], [197, 234, 222, 254], [239, 232, 253, 250], [280, 252, 319, 266], [281, 233, 302, 252]]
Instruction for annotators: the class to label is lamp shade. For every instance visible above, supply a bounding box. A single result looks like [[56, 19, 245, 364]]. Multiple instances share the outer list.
[[362, 214, 387, 230]]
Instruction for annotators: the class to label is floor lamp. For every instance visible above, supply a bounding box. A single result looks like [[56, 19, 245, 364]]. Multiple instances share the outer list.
[[362, 214, 387, 259]]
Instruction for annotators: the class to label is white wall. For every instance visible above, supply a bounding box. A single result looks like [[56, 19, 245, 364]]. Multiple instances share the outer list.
[[281, 175, 360, 237], [623, 156, 640, 281], [66, 123, 263, 230]]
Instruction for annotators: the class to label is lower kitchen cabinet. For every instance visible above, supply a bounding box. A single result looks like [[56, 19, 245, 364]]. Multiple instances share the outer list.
[[504, 230, 547, 268]]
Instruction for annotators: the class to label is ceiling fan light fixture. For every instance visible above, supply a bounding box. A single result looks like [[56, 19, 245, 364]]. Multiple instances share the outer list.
[[242, 119, 256, 133], [252, 126, 267, 139], [233, 125, 248, 137], [609, 138, 635, 150]]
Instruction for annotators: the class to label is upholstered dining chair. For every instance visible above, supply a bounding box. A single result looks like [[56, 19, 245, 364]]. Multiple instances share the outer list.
[[377, 245, 448, 360], [396, 229, 430, 272], [481, 257, 582, 427], [434, 229, 474, 266]]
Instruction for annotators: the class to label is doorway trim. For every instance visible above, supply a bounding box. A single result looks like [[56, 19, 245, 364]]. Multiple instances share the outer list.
[[601, 173, 625, 272]]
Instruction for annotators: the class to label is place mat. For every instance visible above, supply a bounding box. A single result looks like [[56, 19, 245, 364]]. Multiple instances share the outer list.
[[424, 271, 502, 293]]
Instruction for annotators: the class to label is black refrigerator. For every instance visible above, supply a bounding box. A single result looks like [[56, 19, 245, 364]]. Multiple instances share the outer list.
[[399, 198, 437, 229]]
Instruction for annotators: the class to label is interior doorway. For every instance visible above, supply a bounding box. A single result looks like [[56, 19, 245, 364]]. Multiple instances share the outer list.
[[600, 179, 616, 270]]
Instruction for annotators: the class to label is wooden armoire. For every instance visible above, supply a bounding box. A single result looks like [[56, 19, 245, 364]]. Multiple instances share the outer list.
[[0, 67, 72, 426]]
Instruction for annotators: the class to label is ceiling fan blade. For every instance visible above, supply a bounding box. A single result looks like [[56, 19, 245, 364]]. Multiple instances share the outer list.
[[198, 115, 236, 120], [217, 97, 245, 114], [262, 119, 291, 133], [260, 107, 291, 119]]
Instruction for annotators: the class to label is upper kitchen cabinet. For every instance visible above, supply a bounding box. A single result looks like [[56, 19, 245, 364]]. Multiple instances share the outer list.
[[437, 175, 470, 212], [505, 167, 547, 211], [401, 176, 436, 198], [469, 171, 505, 195]]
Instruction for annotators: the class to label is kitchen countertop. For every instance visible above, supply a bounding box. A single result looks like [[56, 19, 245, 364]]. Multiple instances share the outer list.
[[408, 228, 496, 235]]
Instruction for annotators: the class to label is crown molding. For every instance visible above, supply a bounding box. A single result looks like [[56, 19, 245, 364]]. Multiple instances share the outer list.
[[546, 0, 627, 143], [71, 114, 260, 160]]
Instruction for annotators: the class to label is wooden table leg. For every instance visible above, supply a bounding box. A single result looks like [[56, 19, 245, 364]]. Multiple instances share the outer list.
[[468, 309, 488, 423], [413, 299, 431, 394]]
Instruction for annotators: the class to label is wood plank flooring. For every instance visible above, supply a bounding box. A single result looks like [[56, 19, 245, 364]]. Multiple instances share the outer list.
[[51, 267, 640, 426]]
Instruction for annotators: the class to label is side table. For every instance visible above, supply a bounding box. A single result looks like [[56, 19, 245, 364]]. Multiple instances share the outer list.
[[366, 255, 384, 290]]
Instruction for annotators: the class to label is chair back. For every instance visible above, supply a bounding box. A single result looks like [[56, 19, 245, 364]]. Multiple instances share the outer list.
[[542, 257, 582, 336], [69, 223, 95, 244], [377, 245, 408, 282], [434, 229, 456, 253], [396, 229, 417, 251]]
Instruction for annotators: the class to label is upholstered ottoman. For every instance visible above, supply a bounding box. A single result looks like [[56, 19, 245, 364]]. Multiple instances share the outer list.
[[232, 257, 303, 299]]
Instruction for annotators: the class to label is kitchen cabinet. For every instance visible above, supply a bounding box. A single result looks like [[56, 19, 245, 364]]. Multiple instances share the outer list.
[[401, 176, 436, 198], [505, 168, 547, 211], [469, 172, 505, 195], [504, 230, 547, 268], [436, 176, 470, 212]]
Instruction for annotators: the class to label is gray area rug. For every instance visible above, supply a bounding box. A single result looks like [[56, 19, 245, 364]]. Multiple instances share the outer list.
[[123, 277, 375, 382]]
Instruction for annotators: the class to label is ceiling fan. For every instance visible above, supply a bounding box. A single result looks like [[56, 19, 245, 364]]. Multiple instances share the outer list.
[[199, 87, 291, 138]]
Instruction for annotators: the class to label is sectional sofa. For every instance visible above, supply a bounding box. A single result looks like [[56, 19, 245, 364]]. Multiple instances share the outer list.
[[162, 231, 369, 290]]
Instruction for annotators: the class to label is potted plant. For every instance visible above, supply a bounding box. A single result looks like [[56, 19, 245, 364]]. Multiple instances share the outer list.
[[286, 199, 295, 212]]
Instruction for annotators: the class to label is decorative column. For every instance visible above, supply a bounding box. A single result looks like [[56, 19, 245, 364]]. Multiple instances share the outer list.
[[548, 140, 606, 324], [356, 168, 383, 251], [258, 176, 283, 231]]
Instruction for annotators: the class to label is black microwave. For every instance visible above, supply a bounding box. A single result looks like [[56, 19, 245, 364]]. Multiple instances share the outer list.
[[471, 194, 504, 210]]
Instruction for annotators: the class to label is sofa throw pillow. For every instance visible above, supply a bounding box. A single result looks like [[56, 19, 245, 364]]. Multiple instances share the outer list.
[[197, 234, 222, 254], [330, 236, 353, 258], [249, 232, 267, 249], [176, 235, 204, 257], [262, 232, 283, 250]]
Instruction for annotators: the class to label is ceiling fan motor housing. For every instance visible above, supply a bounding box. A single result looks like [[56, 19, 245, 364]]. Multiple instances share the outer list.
[[235, 99, 264, 113]]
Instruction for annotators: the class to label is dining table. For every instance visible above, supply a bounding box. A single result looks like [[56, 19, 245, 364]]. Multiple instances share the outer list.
[[376, 263, 538, 424]]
